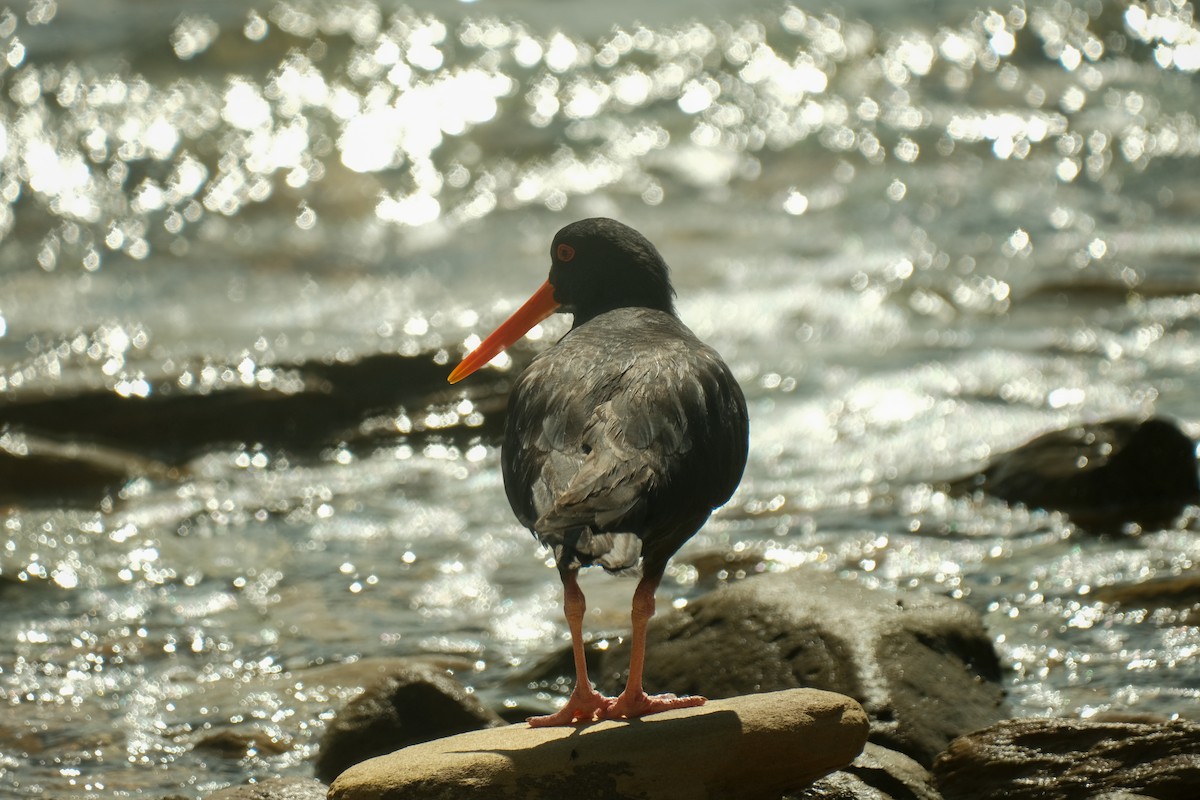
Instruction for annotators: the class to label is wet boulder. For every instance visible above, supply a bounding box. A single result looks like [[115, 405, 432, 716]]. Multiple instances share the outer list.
[[0, 430, 176, 507], [932, 717, 1200, 799], [329, 688, 868, 800], [0, 351, 495, 466], [794, 742, 943, 800], [204, 778, 328, 800], [315, 660, 505, 784], [1089, 570, 1200, 621], [193, 726, 293, 759], [950, 417, 1199, 530], [588, 570, 1007, 767]]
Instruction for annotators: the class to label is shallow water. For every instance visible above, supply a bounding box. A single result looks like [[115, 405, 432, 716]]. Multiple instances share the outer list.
[[2, 0, 1199, 796]]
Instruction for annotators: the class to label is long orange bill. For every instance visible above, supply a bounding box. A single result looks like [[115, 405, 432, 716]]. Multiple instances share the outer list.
[[448, 280, 560, 384]]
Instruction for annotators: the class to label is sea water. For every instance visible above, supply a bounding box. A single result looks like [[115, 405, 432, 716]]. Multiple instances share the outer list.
[[2, 1, 1199, 795]]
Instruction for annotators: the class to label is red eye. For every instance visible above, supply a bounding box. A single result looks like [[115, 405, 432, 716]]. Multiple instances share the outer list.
[[556, 243, 575, 262]]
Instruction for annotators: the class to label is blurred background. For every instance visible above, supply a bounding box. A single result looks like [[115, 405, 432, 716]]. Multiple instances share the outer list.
[[1, 0, 1198, 795]]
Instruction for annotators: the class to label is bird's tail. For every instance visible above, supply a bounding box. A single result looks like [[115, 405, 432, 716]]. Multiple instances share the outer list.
[[543, 527, 643, 574]]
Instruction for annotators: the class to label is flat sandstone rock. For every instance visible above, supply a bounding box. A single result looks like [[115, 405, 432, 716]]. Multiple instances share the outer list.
[[329, 688, 868, 800]]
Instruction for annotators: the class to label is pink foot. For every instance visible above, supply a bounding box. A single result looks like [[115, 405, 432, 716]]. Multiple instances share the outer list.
[[602, 690, 707, 721], [527, 687, 615, 727]]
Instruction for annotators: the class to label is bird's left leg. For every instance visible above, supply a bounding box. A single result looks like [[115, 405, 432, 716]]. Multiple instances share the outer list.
[[527, 566, 614, 726], [604, 569, 706, 720]]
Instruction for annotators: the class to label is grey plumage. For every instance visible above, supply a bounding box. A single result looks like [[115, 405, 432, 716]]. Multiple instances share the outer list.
[[503, 306, 748, 574]]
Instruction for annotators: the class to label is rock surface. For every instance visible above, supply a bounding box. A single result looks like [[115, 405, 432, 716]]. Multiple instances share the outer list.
[[1090, 570, 1200, 615], [193, 726, 293, 759], [582, 571, 1006, 767], [0, 353, 458, 460], [932, 717, 1200, 799], [795, 743, 942, 799], [329, 688, 868, 800], [0, 430, 177, 507], [204, 777, 328, 800], [0, 349, 517, 506], [316, 660, 505, 783], [948, 416, 1199, 530]]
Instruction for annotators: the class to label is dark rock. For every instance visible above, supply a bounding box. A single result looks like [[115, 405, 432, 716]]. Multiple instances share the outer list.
[[0, 430, 177, 507], [949, 416, 1199, 530], [0, 350, 512, 466], [193, 727, 293, 758], [315, 661, 505, 784], [1090, 571, 1200, 610], [204, 777, 328, 800], [0, 721, 45, 755], [932, 717, 1200, 800], [794, 742, 943, 799], [574, 570, 1007, 767], [298, 654, 479, 691]]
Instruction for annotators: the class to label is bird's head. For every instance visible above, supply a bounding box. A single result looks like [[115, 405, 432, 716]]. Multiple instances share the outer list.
[[547, 218, 676, 325], [448, 218, 676, 384]]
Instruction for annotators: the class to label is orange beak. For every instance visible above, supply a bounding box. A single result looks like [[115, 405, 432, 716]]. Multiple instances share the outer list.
[[448, 280, 560, 384]]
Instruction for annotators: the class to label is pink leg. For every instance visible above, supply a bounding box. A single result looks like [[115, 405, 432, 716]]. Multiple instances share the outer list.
[[604, 574, 706, 720], [527, 570, 614, 727]]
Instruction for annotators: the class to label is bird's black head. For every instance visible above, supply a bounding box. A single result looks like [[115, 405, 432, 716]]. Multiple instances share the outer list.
[[548, 218, 676, 327]]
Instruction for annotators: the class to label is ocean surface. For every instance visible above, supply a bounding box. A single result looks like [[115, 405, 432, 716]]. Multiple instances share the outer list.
[[2, 0, 1199, 795]]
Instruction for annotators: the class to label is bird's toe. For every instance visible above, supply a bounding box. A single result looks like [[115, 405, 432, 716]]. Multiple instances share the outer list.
[[603, 690, 706, 721], [526, 687, 615, 727]]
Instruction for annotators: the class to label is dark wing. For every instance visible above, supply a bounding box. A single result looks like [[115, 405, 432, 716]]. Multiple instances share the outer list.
[[501, 311, 748, 570]]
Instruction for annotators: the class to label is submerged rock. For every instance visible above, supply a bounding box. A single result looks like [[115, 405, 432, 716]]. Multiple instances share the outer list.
[[0, 430, 176, 507], [328, 688, 868, 800], [204, 777, 328, 800], [0, 351, 502, 466], [932, 717, 1200, 799], [584, 571, 1006, 767], [0, 349, 523, 506], [315, 661, 505, 784], [1089, 571, 1200, 614], [193, 726, 293, 759], [949, 416, 1199, 530]]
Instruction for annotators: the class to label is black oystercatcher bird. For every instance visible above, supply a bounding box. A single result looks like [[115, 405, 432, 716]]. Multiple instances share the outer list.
[[448, 218, 748, 726]]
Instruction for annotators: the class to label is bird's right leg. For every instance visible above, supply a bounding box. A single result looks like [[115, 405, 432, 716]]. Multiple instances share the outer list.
[[527, 567, 613, 726], [604, 569, 706, 720]]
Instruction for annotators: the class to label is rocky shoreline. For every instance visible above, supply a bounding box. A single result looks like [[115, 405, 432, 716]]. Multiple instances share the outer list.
[[206, 566, 1199, 800], [5, 363, 1198, 797], [4, 345, 1196, 530]]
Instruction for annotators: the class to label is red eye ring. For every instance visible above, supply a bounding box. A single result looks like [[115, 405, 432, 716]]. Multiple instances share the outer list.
[[556, 243, 575, 262]]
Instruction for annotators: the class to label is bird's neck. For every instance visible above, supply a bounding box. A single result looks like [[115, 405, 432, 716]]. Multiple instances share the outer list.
[[568, 298, 676, 329]]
